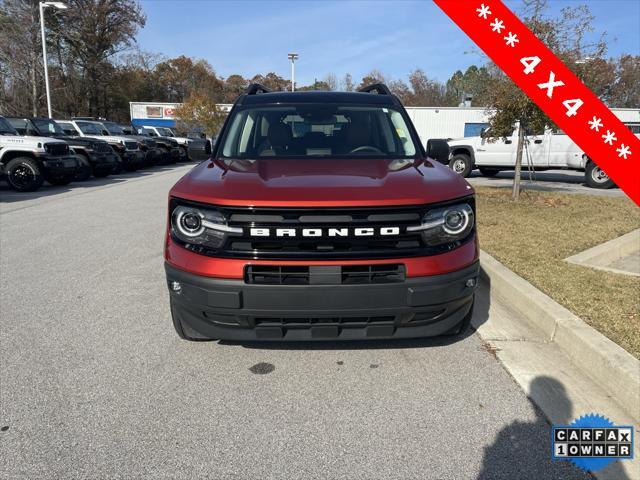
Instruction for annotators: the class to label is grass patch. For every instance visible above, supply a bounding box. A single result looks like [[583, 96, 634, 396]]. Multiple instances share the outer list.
[[475, 187, 640, 358]]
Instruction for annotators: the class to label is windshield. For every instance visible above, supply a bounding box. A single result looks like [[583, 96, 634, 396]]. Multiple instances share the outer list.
[[156, 127, 175, 136], [0, 117, 18, 135], [102, 122, 125, 135], [218, 104, 418, 159], [140, 127, 157, 137], [76, 121, 103, 135], [33, 118, 65, 135]]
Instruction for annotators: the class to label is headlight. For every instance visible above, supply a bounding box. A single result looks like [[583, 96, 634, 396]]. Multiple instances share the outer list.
[[407, 202, 474, 246], [171, 204, 241, 249]]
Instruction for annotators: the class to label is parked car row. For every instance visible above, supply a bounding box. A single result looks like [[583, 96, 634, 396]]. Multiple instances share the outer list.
[[0, 116, 211, 192]]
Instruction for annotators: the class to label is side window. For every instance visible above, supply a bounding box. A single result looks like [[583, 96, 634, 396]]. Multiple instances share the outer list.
[[7, 119, 27, 135], [464, 122, 488, 138]]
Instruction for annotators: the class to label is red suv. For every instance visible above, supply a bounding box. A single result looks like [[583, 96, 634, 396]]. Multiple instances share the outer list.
[[164, 84, 479, 341]]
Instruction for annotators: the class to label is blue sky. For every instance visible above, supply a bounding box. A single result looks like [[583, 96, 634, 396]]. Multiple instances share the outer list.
[[137, 0, 640, 86]]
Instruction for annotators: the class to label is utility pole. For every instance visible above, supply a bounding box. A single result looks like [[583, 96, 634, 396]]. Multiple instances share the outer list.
[[287, 53, 298, 92], [39, 2, 68, 118]]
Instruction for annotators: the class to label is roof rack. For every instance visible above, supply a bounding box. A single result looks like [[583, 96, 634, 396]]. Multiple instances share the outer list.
[[245, 83, 271, 95], [357, 83, 392, 95]]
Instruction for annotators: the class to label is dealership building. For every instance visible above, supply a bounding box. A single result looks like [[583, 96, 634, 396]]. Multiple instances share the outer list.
[[130, 101, 638, 142]]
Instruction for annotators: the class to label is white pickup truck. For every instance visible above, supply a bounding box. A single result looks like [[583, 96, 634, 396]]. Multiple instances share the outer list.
[[445, 122, 640, 189]]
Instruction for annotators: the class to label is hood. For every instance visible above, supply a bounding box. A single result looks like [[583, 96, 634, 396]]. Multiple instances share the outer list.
[[0, 135, 67, 145], [54, 135, 101, 146], [170, 136, 191, 144], [170, 158, 474, 207], [447, 137, 473, 145]]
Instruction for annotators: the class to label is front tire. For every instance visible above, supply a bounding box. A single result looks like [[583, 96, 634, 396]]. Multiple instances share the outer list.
[[5, 157, 44, 192], [170, 297, 214, 341], [74, 155, 92, 182], [585, 161, 614, 189], [449, 154, 473, 177]]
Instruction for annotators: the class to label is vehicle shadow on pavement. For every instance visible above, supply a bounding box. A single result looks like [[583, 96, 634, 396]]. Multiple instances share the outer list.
[[476, 375, 630, 480], [223, 274, 491, 352], [0, 162, 194, 203]]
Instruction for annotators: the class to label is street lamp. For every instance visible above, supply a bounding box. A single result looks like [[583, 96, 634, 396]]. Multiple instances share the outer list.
[[287, 53, 298, 92], [39, 1, 68, 118]]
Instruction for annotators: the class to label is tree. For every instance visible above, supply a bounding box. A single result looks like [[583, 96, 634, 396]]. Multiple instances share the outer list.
[[297, 79, 331, 91], [485, 2, 609, 200], [357, 70, 386, 90], [173, 92, 226, 137], [0, 0, 45, 116], [609, 55, 640, 108], [342, 73, 354, 92], [250, 72, 289, 92], [155, 56, 224, 103], [53, 0, 146, 116], [323, 73, 338, 91], [406, 69, 446, 106], [387, 79, 412, 104], [223, 74, 248, 103], [444, 65, 493, 106]]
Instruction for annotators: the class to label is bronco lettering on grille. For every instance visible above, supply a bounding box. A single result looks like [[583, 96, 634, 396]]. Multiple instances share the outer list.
[[249, 227, 401, 237]]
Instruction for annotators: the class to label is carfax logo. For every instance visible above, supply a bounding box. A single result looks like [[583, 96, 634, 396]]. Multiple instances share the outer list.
[[552, 413, 634, 472]]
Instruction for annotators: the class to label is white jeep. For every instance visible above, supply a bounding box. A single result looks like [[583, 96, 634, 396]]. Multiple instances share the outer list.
[[445, 123, 640, 189], [0, 116, 80, 192]]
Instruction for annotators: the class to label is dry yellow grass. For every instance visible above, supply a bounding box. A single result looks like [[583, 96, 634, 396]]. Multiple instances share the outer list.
[[475, 187, 640, 358]]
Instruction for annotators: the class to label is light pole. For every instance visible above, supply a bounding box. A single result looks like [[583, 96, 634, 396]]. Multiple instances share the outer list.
[[39, 1, 67, 118], [287, 53, 298, 92]]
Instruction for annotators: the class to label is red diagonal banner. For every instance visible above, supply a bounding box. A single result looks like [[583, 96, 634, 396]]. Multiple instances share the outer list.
[[434, 0, 640, 205]]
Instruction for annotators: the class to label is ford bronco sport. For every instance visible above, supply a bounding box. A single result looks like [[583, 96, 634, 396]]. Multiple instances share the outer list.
[[165, 84, 479, 341]]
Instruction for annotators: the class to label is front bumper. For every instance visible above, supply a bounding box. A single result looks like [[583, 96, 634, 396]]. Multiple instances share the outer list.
[[40, 155, 80, 176], [166, 260, 479, 341], [121, 150, 146, 166], [89, 152, 119, 171]]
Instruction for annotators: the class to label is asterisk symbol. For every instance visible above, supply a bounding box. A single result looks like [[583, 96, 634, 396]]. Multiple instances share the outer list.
[[476, 3, 491, 19], [616, 144, 631, 159], [602, 130, 617, 145], [504, 32, 519, 47], [490, 19, 505, 32], [588, 116, 603, 132]]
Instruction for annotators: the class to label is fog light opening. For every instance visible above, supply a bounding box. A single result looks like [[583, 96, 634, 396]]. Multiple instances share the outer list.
[[170, 281, 182, 293]]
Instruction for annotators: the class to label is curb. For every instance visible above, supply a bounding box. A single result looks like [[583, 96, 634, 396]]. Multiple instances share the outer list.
[[564, 228, 640, 277], [479, 250, 640, 422]]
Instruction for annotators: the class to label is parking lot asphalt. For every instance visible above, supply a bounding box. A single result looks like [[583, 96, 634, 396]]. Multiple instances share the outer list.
[[467, 169, 625, 197], [0, 165, 590, 479]]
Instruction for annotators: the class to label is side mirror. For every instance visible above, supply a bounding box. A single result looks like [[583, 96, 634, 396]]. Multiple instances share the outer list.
[[480, 128, 487, 138]]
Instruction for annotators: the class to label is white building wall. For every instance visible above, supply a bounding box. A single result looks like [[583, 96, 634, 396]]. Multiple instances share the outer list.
[[405, 106, 639, 145]]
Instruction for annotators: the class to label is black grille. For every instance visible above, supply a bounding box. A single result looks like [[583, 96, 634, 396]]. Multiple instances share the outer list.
[[253, 316, 395, 326], [245, 264, 405, 285], [93, 142, 112, 153], [143, 139, 157, 148], [44, 143, 69, 156], [173, 199, 474, 260], [124, 141, 138, 150]]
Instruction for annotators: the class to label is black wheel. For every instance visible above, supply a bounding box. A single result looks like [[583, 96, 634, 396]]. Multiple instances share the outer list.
[[5, 157, 44, 192], [479, 167, 500, 177], [170, 297, 214, 341], [585, 161, 614, 189], [74, 155, 92, 181], [449, 154, 473, 177], [111, 157, 124, 174], [46, 174, 74, 186]]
